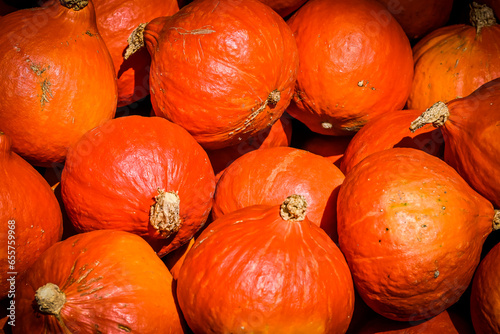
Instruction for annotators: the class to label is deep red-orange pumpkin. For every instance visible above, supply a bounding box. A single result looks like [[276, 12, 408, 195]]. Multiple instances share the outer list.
[[212, 146, 345, 241], [337, 148, 497, 321], [470, 235, 500, 333], [13, 230, 184, 333], [410, 77, 500, 208], [177, 195, 355, 333], [134, 0, 298, 150], [286, 0, 414, 136], [0, 0, 117, 166], [93, 0, 179, 107], [340, 109, 444, 175], [407, 2, 500, 111], [299, 134, 352, 168], [375, 0, 454, 40], [0, 132, 62, 300], [61, 115, 215, 257]]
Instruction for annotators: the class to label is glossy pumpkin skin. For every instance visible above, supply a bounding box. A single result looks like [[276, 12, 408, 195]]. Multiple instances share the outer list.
[[144, 0, 299, 150], [340, 109, 444, 175], [337, 148, 495, 321], [375, 0, 454, 40], [61, 116, 215, 257], [177, 202, 355, 333], [407, 4, 500, 110], [470, 241, 500, 333], [0, 0, 117, 166], [286, 0, 414, 136], [212, 146, 345, 241], [13, 230, 183, 333], [93, 0, 179, 107], [0, 133, 62, 299]]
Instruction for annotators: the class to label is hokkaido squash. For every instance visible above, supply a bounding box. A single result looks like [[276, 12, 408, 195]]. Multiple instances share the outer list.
[[177, 195, 355, 333], [410, 77, 500, 208], [212, 146, 345, 241], [407, 2, 500, 111], [286, 0, 414, 136], [470, 236, 500, 333], [0, 0, 117, 166], [93, 0, 179, 107], [0, 132, 62, 300], [13, 230, 184, 333], [337, 148, 498, 321], [126, 0, 299, 149], [340, 109, 444, 175], [299, 134, 352, 168], [61, 115, 215, 257]]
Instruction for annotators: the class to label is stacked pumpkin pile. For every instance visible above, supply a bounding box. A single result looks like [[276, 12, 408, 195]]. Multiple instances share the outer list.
[[1, 0, 499, 333]]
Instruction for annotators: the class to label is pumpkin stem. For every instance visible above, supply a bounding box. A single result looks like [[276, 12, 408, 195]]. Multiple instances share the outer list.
[[150, 189, 181, 238], [59, 0, 89, 11], [124, 23, 147, 60], [280, 194, 307, 221], [35, 283, 66, 316], [409, 101, 449, 133], [494, 210, 500, 231], [470, 2, 497, 34]]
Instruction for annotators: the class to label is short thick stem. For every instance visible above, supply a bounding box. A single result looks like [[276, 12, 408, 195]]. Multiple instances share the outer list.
[[35, 283, 66, 316], [124, 23, 147, 60], [150, 189, 181, 238], [470, 2, 497, 34], [280, 194, 307, 221], [59, 0, 89, 11], [409, 101, 449, 133], [494, 210, 500, 231]]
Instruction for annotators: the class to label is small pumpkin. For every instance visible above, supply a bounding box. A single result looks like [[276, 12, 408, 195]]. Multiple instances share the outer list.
[[127, 0, 299, 149], [410, 77, 500, 208], [13, 229, 184, 333], [0, 132, 62, 299], [337, 147, 498, 321], [407, 2, 500, 110], [0, 0, 117, 166], [177, 195, 355, 333], [212, 146, 345, 241], [286, 0, 414, 136], [61, 115, 215, 257]]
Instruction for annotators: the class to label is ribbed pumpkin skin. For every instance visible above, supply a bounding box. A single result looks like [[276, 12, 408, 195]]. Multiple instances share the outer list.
[[177, 204, 355, 333], [470, 242, 500, 334], [212, 146, 345, 240], [375, 0, 454, 40], [93, 0, 179, 107], [340, 109, 444, 175], [13, 230, 183, 333], [144, 0, 299, 150], [286, 0, 414, 136], [337, 148, 494, 321], [408, 14, 500, 110], [61, 116, 215, 257], [0, 0, 117, 166], [0, 133, 62, 299]]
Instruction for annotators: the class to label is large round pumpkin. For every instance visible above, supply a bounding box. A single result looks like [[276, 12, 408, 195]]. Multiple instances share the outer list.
[[286, 0, 414, 136], [212, 146, 345, 240], [337, 147, 497, 321], [407, 2, 500, 110], [61, 115, 215, 257], [410, 77, 500, 208], [0, 132, 62, 300], [13, 229, 184, 333], [132, 0, 299, 150], [177, 195, 355, 333], [0, 0, 117, 166], [93, 0, 179, 107]]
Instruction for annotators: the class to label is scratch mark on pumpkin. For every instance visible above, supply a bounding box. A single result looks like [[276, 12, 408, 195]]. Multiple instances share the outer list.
[[41, 78, 53, 107], [169, 26, 215, 61], [118, 324, 132, 332]]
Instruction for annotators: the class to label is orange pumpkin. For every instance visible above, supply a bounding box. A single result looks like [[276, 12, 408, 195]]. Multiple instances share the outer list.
[[0, 0, 117, 166], [410, 77, 500, 208], [0, 132, 62, 300], [407, 2, 500, 110], [286, 0, 414, 136], [61, 115, 215, 257], [300, 134, 352, 168], [133, 0, 299, 150], [177, 195, 355, 333], [93, 0, 179, 107], [337, 148, 497, 321], [13, 230, 184, 333]]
